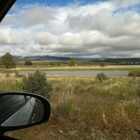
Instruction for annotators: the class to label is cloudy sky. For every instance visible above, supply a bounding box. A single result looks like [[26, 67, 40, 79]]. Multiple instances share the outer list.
[[0, 0, 140, 58]]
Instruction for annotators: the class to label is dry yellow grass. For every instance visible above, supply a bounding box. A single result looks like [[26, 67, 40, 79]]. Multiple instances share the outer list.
[[3, 76, 140, 139]]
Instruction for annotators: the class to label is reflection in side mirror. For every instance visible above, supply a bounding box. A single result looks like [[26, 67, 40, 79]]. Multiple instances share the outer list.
[[0, 95, 44, 127], [0, 92, 50, 133]]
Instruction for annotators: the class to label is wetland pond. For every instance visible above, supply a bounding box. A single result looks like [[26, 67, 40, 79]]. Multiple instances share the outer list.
[[3, 70, 130, 77]]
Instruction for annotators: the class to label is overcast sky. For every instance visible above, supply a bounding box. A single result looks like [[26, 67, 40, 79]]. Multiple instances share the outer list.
[[0, 0, 140, 58]]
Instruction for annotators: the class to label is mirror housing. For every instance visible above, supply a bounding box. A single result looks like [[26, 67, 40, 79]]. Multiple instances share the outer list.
[[0, 92, 50, 134], [0, 0, 16, 22]]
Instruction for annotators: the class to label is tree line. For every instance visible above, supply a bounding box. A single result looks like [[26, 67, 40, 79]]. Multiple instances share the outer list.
[[0, 52, 33, 68], [0, 52, 106, 68], [0, 53, 79, 68]]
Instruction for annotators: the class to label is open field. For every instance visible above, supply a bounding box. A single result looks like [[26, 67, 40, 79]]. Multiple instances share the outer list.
[[15, 59, 140, 67], [1, 58, 140, 72], [1, 75, 140, 139]]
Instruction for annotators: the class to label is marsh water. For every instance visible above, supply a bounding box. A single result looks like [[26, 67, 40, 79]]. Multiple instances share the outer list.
[[5, 70, 130, 77]]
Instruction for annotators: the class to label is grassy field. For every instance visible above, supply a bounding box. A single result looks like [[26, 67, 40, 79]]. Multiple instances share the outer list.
[[1, 75, 140, 139], [0, 65, 140, 72]]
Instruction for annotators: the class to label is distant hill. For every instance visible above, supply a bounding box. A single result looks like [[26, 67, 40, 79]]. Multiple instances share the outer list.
[[12, 55, 140, 63], [13, 55, 71, 61], [89, 58, 140, 63]]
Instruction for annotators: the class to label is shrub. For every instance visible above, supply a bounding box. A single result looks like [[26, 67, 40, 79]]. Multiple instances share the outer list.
[[14, 70, 23, 77], [137, 83, 140, 97], [128, 70, 140, 77], [96, 73, 108, 82], [69, 57, 77, 66], [25, 60, 32, 66], [22, 69, 53, 99], [100, 61, 105, 67], [5, 73, 10, 78]]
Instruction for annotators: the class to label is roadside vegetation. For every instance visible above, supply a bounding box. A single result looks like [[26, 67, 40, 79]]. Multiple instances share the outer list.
[[96, 73, 108, 82], [22, 69, 53, 99], [1, 74, 140, 139], [129, 70, 140, 77]]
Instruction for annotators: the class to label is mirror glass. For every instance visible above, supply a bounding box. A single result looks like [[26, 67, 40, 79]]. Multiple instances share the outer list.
[[0, 94, 44, 127]]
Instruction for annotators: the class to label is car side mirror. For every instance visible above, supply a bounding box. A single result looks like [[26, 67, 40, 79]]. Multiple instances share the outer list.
[[0, 92, 50, 134]]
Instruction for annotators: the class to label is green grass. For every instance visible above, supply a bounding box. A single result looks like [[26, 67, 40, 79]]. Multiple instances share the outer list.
[[2, 76, 140, 140], [0, 65, 140, 72]]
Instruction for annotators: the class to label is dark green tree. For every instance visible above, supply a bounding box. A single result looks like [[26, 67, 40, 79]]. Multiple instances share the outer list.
[[69, 57, 77, 66], [100, 61, 105, 67], [22, 70, 53, 99], [1, 52, 16, 68], [25, 60, 32, 66]]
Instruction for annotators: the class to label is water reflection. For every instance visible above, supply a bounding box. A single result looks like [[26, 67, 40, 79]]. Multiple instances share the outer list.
[[16, 70, 129, 77], [0, 70, 130, 76]]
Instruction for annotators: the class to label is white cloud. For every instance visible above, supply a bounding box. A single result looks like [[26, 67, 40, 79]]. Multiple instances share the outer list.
[[110, 0, 140, 9], [35, 32, 58, 45], [58, 32, 82, 46], [0, 1, 140, 58], [0, 27, 30, 45]]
